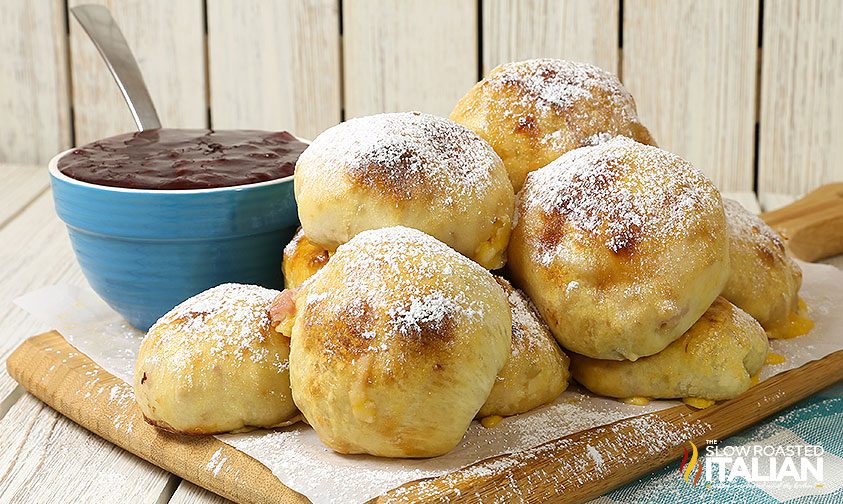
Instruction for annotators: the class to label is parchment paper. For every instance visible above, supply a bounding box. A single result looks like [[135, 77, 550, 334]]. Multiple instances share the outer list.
[[14, 261, 843, 503]]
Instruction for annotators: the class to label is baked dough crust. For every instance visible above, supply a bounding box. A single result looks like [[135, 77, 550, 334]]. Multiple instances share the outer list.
[[451, 58, 655, 192], [294, 111, 515, 269], [479, 277, 570, 417], [134, 284, 297, 435], [281, 227, 512, 457], [721, 198, 802, 330], [508, 136, 730, 361], [282, 227, 330, 289], [570, 297, 768, 401]]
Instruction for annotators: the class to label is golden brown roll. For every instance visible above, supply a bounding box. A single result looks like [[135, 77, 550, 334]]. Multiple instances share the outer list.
[[273, 226, 511, 458], [282, 227, 330, 289], [508, 136, 730, 361], [570, 297, 769, 402], [479, 277, 570, 418], [721, 199, 804, 334], [134, 284, 297, 435], [451, 58, 655, 192], [294, 111, 515, 269]]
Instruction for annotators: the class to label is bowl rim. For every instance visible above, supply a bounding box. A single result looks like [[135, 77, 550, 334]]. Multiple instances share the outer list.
[[48, 133, 310, 195]]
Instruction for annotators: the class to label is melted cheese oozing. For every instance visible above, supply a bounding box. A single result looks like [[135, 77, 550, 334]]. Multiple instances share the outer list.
[[765, 352, 786, 365], [473, 218, 509, 268], [622, 397, 651, 406], [480, 415, 504, 428], [683, 397, 715, 409], [766, 298, 813, 339], [750, 373, 760, 386], [276, 317, 295, 338]]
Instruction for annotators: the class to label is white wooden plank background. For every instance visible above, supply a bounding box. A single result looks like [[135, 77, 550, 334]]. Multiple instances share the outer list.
[[758, 0, 843, 206], [68, 0, 207, 145], [0, 191, 88, 404], [3, 0, 842, 196], [483, 0, 619, 75], [0, 0, 70, 165], [207, 0, 342, 140], [0, 165, 50, 229], [623, 0, 760, 192], [342, 0, 478, 118], [169, 481, 231, 504], [0, 394, 177, 503]]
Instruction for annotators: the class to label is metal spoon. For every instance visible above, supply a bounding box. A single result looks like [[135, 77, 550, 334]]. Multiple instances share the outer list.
[[71, 4, 161, 131]]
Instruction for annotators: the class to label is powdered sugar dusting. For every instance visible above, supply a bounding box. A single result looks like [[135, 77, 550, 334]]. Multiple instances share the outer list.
[[723, 198, 787, 261], [489, 59, 636, 119], [105, 382, 135, 433], [147, 283, 282, 378], [301, 227, 493, 354], [520, 136, 719, 264], [587, 444, 604, 467], [297, 112, 502, 210], [206, 448, 228, 477], [389, 290, 475, 337], [497, 277, 554, 358]]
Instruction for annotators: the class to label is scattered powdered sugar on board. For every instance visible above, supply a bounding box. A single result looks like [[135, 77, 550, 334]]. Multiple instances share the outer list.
[[587, 444, 604, 467], [105, 382, 136, 434], [206, 448, 228, 477], [297, 111, 502, 209], [384, 404, 710, 502], [520, 136, 719, 263]]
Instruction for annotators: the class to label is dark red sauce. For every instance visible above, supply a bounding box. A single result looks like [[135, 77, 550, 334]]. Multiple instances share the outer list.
[[58, 128, 307, 190]]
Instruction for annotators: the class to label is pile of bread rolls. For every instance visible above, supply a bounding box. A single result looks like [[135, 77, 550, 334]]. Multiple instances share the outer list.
[[134, 59, 810, 458]]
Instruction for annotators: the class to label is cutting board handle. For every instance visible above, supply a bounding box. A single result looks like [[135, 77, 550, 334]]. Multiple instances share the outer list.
[[761, 183, 843, 262]]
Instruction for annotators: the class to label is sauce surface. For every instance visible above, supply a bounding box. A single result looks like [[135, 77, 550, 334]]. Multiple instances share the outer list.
[[58, 128, 307, 190]]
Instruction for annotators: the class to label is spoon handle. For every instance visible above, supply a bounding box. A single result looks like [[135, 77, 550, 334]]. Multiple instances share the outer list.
[[71, 4, 162, 131]]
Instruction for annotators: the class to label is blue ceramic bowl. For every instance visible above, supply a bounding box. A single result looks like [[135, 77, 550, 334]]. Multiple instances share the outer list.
[[49, 149, 300, 331]]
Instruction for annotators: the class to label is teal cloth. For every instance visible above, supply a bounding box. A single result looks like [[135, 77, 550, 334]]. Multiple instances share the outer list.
[[596, 382, 843, 503]]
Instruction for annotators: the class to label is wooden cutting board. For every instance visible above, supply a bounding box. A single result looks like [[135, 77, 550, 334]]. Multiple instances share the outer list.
[[7, 330, 843, 503], [7, 186, 843, 502]]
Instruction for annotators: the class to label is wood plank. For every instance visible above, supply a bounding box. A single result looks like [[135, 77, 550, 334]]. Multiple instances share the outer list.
[[623, 0, 759, 192], [68, 0, 206, 145], [0, 393, 176, 503], [761, 193, 798, 213], [0, 192, 85, 409], [0, 0, 70, 164], [170, 481, 232, 504], [343, 0, 478, 119], [0, 164, 50, 230], [758, 0, 843, 199], [482, 0, 618, 75], [761, 183, 843, 262], [206, 0, 341, 140], [8, 330, 843, 503]]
